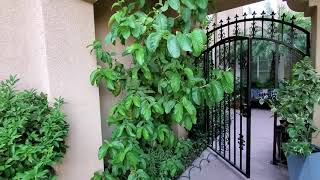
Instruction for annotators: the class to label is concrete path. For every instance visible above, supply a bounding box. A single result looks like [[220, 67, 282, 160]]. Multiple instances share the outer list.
[[180, 109, 288, 180]]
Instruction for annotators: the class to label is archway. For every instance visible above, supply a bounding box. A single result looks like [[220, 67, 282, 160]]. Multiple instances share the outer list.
[[201, 10, 310, 178]]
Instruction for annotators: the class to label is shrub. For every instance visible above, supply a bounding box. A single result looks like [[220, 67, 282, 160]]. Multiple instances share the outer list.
[[0, 76, 69, 179], [144, 139, 191, 179], [89, 0, 234, 179], [271, 57, 320, 156]]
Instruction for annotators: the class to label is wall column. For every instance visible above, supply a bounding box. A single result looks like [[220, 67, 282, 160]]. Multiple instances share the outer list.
[[40, 0, 103, 179], [311, 2, 320, 146]]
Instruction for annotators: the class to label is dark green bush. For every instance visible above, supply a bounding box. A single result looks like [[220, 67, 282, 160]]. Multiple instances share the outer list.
[[0, 76, 69, 179], [272, 57, 320, 156], [144, 139, 191, 179]]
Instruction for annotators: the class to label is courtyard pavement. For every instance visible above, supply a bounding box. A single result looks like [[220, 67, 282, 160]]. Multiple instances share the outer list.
[[179, 109, 289, 180]]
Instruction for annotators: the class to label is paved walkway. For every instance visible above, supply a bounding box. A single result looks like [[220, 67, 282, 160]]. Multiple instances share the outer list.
[[180, 109, 288, 180]]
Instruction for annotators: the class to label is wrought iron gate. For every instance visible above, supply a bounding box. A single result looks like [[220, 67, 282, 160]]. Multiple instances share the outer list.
[[202, 11, 311, 179], [203, 36, 252, 177]]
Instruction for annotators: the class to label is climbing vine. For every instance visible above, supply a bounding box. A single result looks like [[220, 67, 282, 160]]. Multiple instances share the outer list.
[[89, 0, 233, 179]]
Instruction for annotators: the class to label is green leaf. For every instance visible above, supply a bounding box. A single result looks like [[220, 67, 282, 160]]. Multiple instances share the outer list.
[[167, 34, 181, 58], [210, 80, 224, 103], [138, 0, 145, 8], [141, 66, 152, 80], [190, 28, 207, 57], [154, 14, 168, 30], [143, 128, 150, 140], [221, 71, 234, 93], [161, 1, 169, 12], [137, 127, 143, 139], [195, 0, 208, 9], [153, 102, 164, 114], [168, 17, 175, 29], [132, 96, 141, 107], [192, 88, 201, 105], [111, 2, 121, 10], [177, 32, 192, 52], [108, 12, 119, 27], [181, 0, 196, 9], [98, 142, 109, 160], [181, 8, 191, 22], [141, 101, 151, 120], [181, 96, 196, 115], [145, 32, 163, 52], [184, 68, 194, 79], [168, 0, 180, 11], [106, 80, 115, 91], [184, 116, 193, 130], [158, 130, 165, 142], [126, 126, 136, 137], [124, 43, 140, 55], [116, 125, 125, 138], [127, 152, 139, 167], [163, 100, 176, 114], [105, 33, 112, 46], [135, 48, 145, 65], [170, 72, 181, 93], [90, 68, 100, 86], [113, 147, 129, 163], [173, 103, 183, 123], [121, 26, 131, 39]]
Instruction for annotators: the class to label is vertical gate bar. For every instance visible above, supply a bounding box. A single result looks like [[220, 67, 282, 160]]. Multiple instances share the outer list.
[[234, 15, 239, 165], [206, 27, 211, 148], [261, 11, 265, 38], [243, 13, 247, 37], [207, 50, 211, 147], [239, 39, 243, 170], [211, 50, 214, 148], [272, 45, 280, 165], [306, 33, 311, 56], [272, 113, 278, 164], [281, 13, 285, 44], [223, 39, 226, 158], [246, 38, 252, 178], [204, 43, 209, 148], [210, 51, 214, 148], [219, 44, 222, 154], [219, 22, 223, 154], [214, 35, 218, 151], [233, 39, 237, 165], [227, 18, 232, 161]]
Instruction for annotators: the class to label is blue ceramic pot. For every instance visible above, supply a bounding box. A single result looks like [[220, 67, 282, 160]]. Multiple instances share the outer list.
[[287, 147, 320, 180]]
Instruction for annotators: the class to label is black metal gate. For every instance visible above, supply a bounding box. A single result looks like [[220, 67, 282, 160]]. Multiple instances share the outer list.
[[202, 11, 311, 178], [204, 36, 252, 177]]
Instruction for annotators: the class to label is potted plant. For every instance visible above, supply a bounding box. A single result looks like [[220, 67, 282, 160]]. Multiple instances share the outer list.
[[271, 57, 320, 180]]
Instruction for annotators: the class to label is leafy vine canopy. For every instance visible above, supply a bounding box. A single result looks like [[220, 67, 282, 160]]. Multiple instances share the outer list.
[[89, 0, 234, 179]]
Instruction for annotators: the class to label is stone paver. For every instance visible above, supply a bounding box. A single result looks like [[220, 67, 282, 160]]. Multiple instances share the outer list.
[[180, 109, 288, 180]]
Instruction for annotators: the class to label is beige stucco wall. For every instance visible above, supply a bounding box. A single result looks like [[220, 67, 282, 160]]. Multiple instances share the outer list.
[[0, 0, 49, 92], [0, 0, 103, 179], [311, 3, 320, 146]]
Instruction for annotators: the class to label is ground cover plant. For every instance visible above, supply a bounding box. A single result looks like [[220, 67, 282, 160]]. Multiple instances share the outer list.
[[89, 0, 233, 179], [0, 76, 69, 179]]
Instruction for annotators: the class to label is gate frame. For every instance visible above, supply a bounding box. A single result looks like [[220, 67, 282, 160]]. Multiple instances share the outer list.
[[202, 11, 311, 178]]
